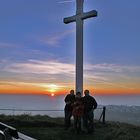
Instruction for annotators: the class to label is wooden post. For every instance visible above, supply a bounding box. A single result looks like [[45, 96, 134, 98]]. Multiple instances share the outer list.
[[102, 106, 106, 124]]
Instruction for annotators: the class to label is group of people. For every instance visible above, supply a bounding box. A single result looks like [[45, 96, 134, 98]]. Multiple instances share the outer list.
[[64, 89, 97, 134]]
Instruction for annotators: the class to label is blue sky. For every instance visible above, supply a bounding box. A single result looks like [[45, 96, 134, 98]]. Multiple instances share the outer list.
[[0, 0, 140, 94]]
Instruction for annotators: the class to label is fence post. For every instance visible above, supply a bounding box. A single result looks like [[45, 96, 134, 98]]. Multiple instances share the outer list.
[[102, 106, 106, 124]]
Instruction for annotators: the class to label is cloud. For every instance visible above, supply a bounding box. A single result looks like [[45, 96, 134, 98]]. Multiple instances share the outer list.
[[0, 59, 9, 64], [57, 0, 74, 4], [84, 74, 109, 82], [1, 60, 140, 90], [3, 60, 140, 75], [0, 42, 18, 48], [0, 81, 18, 86], [4, 59, 75, 76], [85, 63, 140, 73], [0, 81, 67, 93], [39, 30, 74, 46]]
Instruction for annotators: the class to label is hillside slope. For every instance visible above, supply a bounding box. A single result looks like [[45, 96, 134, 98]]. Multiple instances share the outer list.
[[0, 115, 140, 140]]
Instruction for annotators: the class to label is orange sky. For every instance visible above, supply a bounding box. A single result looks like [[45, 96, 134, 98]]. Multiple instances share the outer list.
[[0, 81, 140, 95]]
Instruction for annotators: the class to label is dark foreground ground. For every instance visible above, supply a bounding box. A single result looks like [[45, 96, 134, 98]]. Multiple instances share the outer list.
[[0, 115, 140, 140]]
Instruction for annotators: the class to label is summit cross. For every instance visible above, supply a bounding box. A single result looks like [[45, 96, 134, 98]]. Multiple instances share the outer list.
[[64, 0, 97, 95]]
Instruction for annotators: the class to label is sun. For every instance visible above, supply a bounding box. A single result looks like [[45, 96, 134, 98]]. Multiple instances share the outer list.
[[51, 93, 55, 97]]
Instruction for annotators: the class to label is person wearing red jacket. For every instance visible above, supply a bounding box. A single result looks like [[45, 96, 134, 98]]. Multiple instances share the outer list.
[[72, 92, 84, 133]]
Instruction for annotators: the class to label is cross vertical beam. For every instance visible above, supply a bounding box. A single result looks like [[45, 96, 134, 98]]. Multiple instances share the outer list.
[[64, 0, 97, 95], [76, 0, 84, 95]]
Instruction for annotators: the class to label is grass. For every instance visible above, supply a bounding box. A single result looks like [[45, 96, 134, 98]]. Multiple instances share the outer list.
[[0, 114, 140, 140]]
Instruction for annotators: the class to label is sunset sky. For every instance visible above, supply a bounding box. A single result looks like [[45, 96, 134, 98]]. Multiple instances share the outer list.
[[0, 0, 140, 95]]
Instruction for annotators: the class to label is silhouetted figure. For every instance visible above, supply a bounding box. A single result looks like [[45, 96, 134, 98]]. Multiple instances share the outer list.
[[83, 90, 97, 133], [64, 90, 75, 129], [72, 92, 84, 134]]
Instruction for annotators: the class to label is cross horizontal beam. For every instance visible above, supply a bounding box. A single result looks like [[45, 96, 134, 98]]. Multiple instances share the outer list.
[[82, 10, 97, 20], [64, 10, 97, 24], [64, 15, 76, 24]]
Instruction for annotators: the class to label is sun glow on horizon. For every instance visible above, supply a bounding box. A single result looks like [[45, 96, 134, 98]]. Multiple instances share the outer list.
[[48, 84, 58, 92], [0, 81, 140, 95], [40, 83, 61, 95], [51, 93, 55, 96]]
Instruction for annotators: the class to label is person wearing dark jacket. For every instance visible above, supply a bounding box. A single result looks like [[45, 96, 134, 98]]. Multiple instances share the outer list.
[[64, 90, 75, 129], [83, 90, 97, 133]]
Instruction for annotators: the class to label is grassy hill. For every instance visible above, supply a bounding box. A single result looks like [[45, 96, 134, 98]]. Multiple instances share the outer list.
[[0, 115, 140, 140]]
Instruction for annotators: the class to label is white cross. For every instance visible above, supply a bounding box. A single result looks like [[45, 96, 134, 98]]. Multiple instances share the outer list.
[[64, 0, 97, 95]]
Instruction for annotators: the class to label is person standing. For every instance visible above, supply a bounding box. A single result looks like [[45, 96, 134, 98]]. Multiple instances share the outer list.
[[83, 90, 97, 133], [72, 92, 84, 134], [64, 90, 75, 129]]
